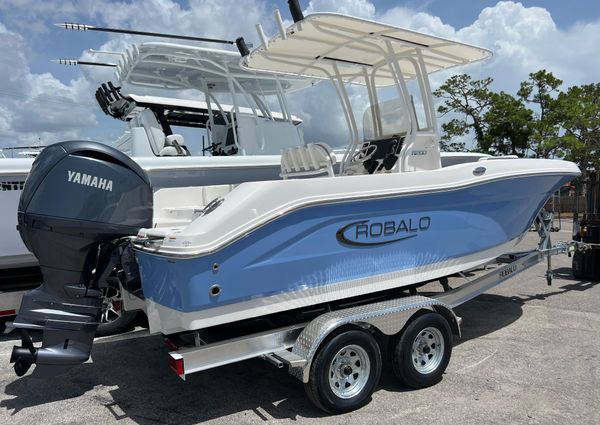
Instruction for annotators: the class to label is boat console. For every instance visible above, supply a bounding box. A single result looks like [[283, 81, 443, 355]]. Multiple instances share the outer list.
[[348, 135, 405, 175]]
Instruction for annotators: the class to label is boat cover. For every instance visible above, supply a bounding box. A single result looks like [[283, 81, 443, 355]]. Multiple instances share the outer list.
[[242, 13, 492, 85]]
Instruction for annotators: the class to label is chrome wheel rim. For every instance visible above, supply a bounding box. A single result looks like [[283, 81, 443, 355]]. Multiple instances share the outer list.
[[101, 287, 123, 324], [328, 344, 371, 399], [411, 327, 444, 374]]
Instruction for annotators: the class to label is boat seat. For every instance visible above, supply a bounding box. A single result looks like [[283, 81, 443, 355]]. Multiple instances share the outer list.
[[134, 109, 168, 155], [280, 143, 336, 179], [159, 134, 190, 156], [134, 109, 189, 157]]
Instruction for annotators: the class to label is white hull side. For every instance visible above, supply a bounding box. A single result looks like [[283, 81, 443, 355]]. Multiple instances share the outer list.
[[0, 175, 34, 269]]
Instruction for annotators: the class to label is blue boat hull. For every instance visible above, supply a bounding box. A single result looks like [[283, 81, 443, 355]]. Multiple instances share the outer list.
[[135, 174, 571, 332]]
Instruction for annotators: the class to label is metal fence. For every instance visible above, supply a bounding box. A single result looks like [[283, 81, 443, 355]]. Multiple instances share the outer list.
[[547, 195, 587, 214]]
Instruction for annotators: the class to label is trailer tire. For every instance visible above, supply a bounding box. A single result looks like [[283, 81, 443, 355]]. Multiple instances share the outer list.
[[391, 312, 452, 389], [96, 287, 137, 337], [304, 329, 381, 414], [572, 251, 584, 280]]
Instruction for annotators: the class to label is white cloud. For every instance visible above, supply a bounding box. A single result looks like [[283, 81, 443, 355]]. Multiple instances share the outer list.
[[1, 0, 600, 150], [304, 0, 375, 19], [0, 22, 97, 147], [379, 7, 455, 38], [94, 0, 269, 47], [376, 1, 600, 92]]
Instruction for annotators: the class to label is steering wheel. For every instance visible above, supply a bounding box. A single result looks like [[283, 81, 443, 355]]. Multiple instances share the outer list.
[[350, 144, 377, 163]]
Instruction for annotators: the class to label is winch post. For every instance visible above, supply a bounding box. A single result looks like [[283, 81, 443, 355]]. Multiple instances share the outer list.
[[536, 209, 555, 286]]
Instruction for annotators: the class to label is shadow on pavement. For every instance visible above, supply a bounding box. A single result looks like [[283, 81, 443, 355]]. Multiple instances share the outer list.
[[1, 334, 325, 422], [2, 272, 598, 422], [453, 270, 598, 342]]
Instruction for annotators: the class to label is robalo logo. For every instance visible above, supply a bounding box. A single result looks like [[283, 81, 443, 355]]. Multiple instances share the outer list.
[[336, 216, 431, 246]]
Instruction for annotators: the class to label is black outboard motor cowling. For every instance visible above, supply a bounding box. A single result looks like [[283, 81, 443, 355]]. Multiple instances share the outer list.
[[9, 141, 152, 377]]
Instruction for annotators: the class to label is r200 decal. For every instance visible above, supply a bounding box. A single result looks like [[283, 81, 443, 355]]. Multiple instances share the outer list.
[[336, 216, 431, 247]]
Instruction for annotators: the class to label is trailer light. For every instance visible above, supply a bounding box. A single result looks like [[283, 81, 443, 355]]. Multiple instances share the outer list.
[[169, 353, 185, 379], [0, 309, 16, 317]]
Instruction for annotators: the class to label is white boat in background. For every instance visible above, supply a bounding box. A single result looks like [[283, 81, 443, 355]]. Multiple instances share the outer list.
[[0, 43, 313, 271], [0, 146, 44, 159]]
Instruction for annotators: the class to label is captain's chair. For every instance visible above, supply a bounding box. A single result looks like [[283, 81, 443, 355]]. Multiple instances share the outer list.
[[135, 109, 189, 156]]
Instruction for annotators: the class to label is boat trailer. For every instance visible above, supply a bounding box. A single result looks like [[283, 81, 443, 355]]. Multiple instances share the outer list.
[[161, 211, 587, 413]]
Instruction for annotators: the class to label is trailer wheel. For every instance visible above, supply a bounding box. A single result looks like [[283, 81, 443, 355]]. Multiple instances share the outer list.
[[391, 312, 452, 389], [96, 287, 137, 337], [305, 330, 381, 414], [572, 251, 584, 279]]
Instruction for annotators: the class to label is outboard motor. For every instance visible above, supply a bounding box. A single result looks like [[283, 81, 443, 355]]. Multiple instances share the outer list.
[[8, 141, 152, 377]]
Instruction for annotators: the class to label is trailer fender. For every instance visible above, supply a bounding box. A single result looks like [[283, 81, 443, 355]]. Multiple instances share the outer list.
[[431, 305, 461, 337], [290, 295, 459, 383]]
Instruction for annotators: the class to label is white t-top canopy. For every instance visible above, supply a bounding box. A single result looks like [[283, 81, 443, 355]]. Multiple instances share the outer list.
[[117, 42, 316, 94], [242, 13, 492, 85]]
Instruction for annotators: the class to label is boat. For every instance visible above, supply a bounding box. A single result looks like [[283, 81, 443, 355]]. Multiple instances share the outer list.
[[0, 43, 313, 271], [7, 10, 579, 379], [132, 13, 580, 334]]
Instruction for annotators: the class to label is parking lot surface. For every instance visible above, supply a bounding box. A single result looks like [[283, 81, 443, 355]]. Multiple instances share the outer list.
[[1, 222, 599, 424]]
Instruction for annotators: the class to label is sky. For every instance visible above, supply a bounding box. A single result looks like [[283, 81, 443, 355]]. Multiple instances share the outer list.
[[1, 0, 600, 149]]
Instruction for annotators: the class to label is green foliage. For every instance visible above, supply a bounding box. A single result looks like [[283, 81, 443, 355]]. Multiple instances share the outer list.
[[438, 119, 467, 151], [555, 83, 600, 173], [483, 92, 532, 156], [433, 74, 493, 151], [517, 70, 563, 158], [434, 69, 598, 172]]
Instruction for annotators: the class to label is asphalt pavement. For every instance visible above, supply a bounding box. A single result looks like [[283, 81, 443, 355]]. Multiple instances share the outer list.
[[1, 221, 598, 424]]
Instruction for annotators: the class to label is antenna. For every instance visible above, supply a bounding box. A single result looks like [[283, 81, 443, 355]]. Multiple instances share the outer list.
[[52, 59, 117, 67], [55, 22, 235, 45]]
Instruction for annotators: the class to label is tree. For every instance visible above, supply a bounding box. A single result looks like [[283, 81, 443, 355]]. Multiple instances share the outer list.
[[555, 83, 600, 175], [433, 74, 494, 152], [517, 70, 563, 158], [483, 92, 533, 156]]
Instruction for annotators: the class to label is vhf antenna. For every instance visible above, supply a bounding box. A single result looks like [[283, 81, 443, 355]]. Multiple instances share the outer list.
[[55, 22, 236, 45], [51, 59, 117, 67]]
